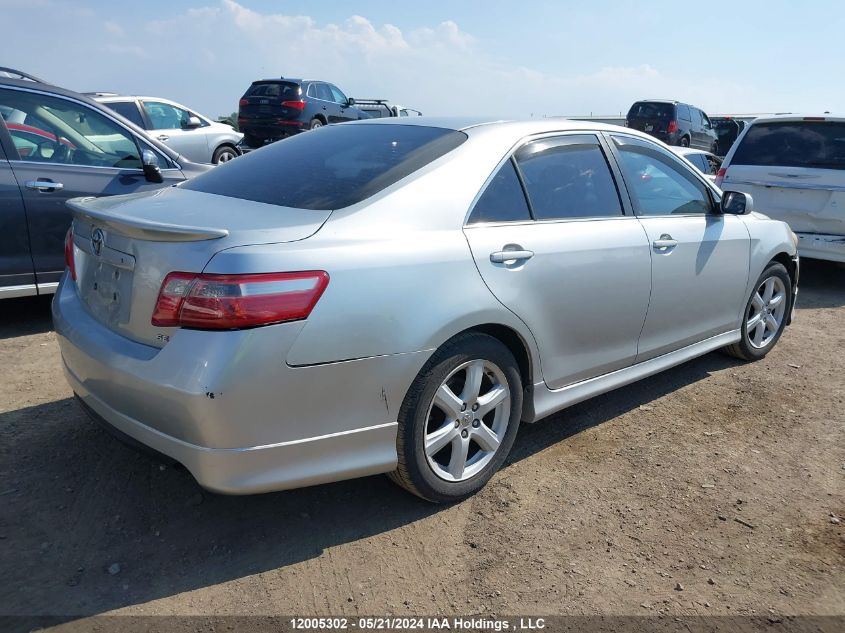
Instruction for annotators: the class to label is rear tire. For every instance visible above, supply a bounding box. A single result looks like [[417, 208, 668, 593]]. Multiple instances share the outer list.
[[388, 332, 523, 503], [723, 262, 792, 361], [679, 136, 690, 147], [309, 118, 324, 130]]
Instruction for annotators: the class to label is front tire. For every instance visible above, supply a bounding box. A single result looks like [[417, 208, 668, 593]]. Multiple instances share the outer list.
[[723, 262, 792, 361], [212, 145, 238, 164], [389, 332, 523, 503]]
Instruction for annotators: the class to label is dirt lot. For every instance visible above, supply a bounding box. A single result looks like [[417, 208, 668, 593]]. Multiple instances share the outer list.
[[0, 261, 843, 626]]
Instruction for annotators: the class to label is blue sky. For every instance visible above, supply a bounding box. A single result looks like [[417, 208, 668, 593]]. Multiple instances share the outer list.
[[2, 0, 843, 119]]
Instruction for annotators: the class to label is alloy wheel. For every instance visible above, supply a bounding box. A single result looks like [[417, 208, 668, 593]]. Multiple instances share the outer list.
[[423, 359, 511, 482], [746, 276, 787, 349]]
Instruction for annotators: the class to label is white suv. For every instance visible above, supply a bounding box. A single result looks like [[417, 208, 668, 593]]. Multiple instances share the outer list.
[[92, 94, 243, 165], [718, 115, 845, 263]]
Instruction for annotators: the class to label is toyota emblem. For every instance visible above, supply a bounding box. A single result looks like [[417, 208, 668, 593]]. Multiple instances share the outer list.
[[91, 228, 105, 256]]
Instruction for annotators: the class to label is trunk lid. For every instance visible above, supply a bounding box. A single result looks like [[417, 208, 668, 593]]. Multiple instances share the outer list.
[[68, 186, 331, 348], [626, 102, 675, 134]]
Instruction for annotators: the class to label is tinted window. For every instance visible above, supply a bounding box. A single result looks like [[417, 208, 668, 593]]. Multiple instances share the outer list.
[[182, 124, 467, 210], [515, 138, 622, 220], [677, 104, 691, 121], [627, 102, 674, 119], [614, 137, 712, 215], [0, 88, 141, 168], [468, 159, 531, 224], [731, 121, 845, 170], [142, 101, 190, 130], [329, 85, 348, 105], [315, 83, 332, 101], [107, 101, 146, 128], [246, 82, 300, 99]]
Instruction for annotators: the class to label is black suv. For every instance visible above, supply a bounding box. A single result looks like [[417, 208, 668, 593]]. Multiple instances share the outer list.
[[237, 78, 369, 147], [626, 100, 719, 153]]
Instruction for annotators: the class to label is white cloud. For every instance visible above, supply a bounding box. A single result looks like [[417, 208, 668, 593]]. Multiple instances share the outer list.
[[0, 0, 768, 119]]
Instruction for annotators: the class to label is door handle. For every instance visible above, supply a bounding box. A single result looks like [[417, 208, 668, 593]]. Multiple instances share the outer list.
[[490, 249, 534, 263], [157, 134, 169, 141], [652, 234, 678, 250], [25, 180, 64, 192]]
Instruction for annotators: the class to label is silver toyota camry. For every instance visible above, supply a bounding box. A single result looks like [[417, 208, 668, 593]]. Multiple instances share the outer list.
[[53, 118, 799, 502]]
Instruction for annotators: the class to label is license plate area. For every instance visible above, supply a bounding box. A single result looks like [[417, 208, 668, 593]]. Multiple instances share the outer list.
[[74, 236, 136, 328]]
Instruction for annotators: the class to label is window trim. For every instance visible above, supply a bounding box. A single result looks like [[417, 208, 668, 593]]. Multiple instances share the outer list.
[[464, 131, 630, 227], [605, 132, 720, 218], [0, 85, 181, 170]]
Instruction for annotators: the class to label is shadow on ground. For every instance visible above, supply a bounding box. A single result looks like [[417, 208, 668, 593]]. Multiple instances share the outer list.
[[0, 259, 841, 620]]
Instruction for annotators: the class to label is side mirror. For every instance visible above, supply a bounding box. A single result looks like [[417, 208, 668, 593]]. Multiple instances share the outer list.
[[142, 149, 164, 183], [721, 191, 753, 215], [184, 116, 202, 129], [346, 97, 355, 107]]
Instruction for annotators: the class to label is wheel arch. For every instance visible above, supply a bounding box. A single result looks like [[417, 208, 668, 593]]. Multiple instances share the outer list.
[[441, 323, 537, 423]]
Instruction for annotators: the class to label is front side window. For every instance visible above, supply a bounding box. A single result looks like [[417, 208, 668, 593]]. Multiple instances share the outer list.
[[0, 88, 141, 168], [329, 85, 349, 105], [142, 101, 190, 130], [182, 124, 467, 210], [468, 159, 531, 224], [514, 137, 622, 220], [731, 121, 845, 170], [613, 136, 712, 216]]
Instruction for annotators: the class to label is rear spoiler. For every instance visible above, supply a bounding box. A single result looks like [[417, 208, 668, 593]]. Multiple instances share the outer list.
[[68, 197, 229, 242]]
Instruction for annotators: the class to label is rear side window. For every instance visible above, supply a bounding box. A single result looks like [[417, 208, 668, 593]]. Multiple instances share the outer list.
[[731, 121, 845, 170], [627, 102, 674, 119], [468, 159, 531, 224], [245, 82, 301, 99], [107, 101, 146, 128], [182, 124, 467, 210], [515, 137, 622, 220], [677, 104, 691, 121]]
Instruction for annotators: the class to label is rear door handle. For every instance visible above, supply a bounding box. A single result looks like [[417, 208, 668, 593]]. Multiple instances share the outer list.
[[157, 134, 169, 141], [652, 234, 678, 250], [25, 180, 64, 192], [490, 249, 534, 263]]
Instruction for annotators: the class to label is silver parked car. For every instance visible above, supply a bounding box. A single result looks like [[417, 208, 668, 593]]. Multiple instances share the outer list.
[[54, 118, 799, 502], [92, 94, 243, 164]]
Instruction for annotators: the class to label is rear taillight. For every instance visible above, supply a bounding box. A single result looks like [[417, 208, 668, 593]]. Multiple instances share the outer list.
[[238, 98, 248, 107], [715, 167, 727, 188], [281, 100, 306, 111], [152, 271, 329, 330], [64, 228, 76, 281], [667, 120, 679, 133]]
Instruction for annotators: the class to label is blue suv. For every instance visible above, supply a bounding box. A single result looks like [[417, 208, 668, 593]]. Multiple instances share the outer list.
[[238, 78, 369, 147]]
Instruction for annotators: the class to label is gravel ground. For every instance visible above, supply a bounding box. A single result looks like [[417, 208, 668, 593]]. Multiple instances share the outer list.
[[0, 260, 842, 626]]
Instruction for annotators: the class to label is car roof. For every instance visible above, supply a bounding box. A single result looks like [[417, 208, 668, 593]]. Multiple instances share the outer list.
[[342, 116, 665, 140], [633, 99, 680, 105], [745, 113, 845, 124]]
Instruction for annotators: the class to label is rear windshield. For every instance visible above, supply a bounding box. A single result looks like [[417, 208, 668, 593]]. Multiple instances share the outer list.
[[245, 82, 301, 99], [182, 124, 467, 210], [731, 121, 845, 170], [627, 102, 674, 119]]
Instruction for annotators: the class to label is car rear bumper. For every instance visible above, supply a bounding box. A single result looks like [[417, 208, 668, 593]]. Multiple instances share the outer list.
[[52, 276, 427, 494], [796, 232, 845, 263], [238, 117, 304, 141]]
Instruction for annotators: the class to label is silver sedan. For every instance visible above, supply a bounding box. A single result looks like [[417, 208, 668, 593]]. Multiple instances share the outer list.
[[53, 118, 799, 502]]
